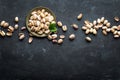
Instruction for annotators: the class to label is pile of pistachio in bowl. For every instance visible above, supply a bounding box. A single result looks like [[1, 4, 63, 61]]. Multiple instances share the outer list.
[[26, 7, 57, 37]]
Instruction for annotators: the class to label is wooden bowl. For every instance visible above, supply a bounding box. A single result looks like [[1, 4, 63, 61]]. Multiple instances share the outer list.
[[26, 6, 56, 37]]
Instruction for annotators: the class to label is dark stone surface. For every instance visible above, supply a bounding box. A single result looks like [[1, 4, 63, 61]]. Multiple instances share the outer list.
[[0, 0, 120, 80]]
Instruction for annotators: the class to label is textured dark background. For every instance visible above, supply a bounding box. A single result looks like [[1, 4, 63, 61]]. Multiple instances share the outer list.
[[0, 0, 120, 80]]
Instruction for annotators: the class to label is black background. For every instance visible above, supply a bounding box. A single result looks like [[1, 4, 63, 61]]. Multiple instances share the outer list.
[[0, 0, 120, 80]]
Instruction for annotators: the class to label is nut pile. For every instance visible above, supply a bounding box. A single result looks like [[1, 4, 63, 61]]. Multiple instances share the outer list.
[[82, 17, 120, 42], [0, 17, 33, 43], [0, 18, 18, 37], [45, 20, 78, 44], [0, 9, 120, 45], [28, 9, 55, 35], [47, 33, 64, 44]]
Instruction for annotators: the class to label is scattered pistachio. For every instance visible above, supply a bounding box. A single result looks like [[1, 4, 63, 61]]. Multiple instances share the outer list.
[[100, 17, 105, 22], [93, 29, 97, 35], [103, 20, 108, 25], [28, 37, 33, 43], [102, 30, 107, 35], [82, 26, 87, 30], [47, 35, 52, 40], [85, 37, 91, 42], [60, 35, 65, 39], [62, 25, 67, 32], [113, 30, 118, 35], [6, 32, 12, 37], [114, 35, 119, 38], [0, 21, 5, 26], [102, 26, 107, 30], [8, 26, 14, 33], [85, 29, 90, 34], [71, 24, 79, 30], [52, 39, 57, 43], [19, 33, 25, 40], [3, 22, 9, 28], [93, 20, 97, 26], [111, 28, 115, 33], [97, 18, 101, 24], [21, 26, 26, 31], [51, 34, 57, 39], [57, 39, 63, 44], [106, 28, 111, 32], [69, 34, 75, 40], [77, 13, 83, 20], [0, 30, 5, 36], [114, 16, 119, 22], [106, 22, 111, 27], [15, 17, 19, 22], [57, 21, 62, 27], [14, 24, 19, 29]]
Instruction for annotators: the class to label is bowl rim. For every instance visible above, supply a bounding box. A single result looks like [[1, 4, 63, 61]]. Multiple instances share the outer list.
[[26, 6, 56, 37]]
